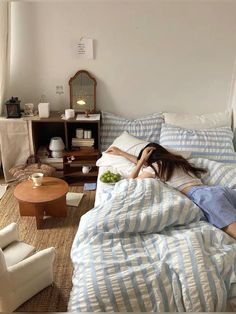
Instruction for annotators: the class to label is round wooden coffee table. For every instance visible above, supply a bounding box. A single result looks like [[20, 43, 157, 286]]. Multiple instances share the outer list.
[[14, 177, 69, 229]]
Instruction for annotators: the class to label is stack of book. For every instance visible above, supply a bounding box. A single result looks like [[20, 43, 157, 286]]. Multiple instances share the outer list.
[[37, 146, 63, 175], [39, 157, 64, 170], [72, 138, 95, 148]]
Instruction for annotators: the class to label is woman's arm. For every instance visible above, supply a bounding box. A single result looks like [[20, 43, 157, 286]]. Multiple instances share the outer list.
[[106, 146, 137, 164], [129, 147, 155, 179]]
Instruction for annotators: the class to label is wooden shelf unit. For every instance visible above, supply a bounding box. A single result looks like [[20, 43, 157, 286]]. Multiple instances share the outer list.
[[31, 112, 101, 182]]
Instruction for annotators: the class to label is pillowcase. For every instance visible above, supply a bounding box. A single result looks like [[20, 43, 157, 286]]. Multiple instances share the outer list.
[[101, 111, 164, 152], [97, 131, 191, 169], [97, 132, 148, 168], [163, 110, 232, 130], [160, 123, 236, 163]]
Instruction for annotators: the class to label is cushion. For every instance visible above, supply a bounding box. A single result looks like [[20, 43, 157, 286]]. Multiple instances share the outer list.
[[160, 123, 236, 163], [9, 163, 56, 182], [4, 241, 35, 267], [163, 110, 232, 130], [97, 131, 191, 177], [96, 132, 146, 174], [101, 111, 164, 152], [108, 131, 149, 156]]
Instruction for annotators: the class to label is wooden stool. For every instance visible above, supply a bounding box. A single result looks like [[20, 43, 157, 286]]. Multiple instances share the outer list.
[[14, 177, 69, 229]]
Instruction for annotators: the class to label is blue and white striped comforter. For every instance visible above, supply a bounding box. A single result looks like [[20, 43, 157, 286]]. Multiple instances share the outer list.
[[68, 158, 236, 312]]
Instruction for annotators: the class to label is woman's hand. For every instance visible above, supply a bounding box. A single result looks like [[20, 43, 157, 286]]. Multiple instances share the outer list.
[[106, 146, 123, 156], [140, 147, 155, 163]]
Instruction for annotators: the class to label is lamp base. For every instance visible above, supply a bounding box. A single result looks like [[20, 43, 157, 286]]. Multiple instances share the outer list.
[[51, 151, 63, 158]]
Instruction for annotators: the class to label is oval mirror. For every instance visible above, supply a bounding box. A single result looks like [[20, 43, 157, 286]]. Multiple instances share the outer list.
[[69, 70, 97, 113]]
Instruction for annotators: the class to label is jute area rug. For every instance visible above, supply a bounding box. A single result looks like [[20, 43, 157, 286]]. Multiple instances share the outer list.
[[0, 183, 96, 312]]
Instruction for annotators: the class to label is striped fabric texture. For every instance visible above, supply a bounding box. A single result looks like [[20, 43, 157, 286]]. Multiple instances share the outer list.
[[101, 112, 164, 152], [68, 158, 236, 312], [160, 124, 236, 163]]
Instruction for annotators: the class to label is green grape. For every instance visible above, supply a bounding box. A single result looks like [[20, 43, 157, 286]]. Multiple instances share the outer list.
[[100, 171, 122, 183]]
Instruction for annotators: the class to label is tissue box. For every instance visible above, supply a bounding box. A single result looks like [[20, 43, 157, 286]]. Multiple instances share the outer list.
[[38, 103, 50, 118]]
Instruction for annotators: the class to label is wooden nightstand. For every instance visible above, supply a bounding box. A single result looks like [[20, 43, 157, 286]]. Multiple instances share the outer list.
[[63, 148, 100, 183]]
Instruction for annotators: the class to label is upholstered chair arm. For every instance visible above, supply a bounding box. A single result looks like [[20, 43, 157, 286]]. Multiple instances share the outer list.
[[4, 247, 56, 312], [9, 247, 56, 286], [0, 223, 19, 249], [0, 248, 55, 313]]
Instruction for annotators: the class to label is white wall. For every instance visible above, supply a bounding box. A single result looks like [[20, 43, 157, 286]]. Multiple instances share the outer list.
[[9, 0, 236, 118]]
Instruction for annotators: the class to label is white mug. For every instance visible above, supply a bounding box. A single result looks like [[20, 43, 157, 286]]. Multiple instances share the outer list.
[[82, 166, 92, 174], [65, 109, 75, 119], [29, 172, 44, 188]]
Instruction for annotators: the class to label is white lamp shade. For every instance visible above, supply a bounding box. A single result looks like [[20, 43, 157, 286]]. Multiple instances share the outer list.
[[49, 137, 65, 151]]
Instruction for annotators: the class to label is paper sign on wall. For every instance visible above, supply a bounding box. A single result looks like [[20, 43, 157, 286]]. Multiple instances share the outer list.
[[77, 38, 94, 59]]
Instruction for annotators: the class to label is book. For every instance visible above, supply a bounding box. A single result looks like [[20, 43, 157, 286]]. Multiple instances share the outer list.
[[72, 138, 94, 147], [40, 157, 63, 163], [66, 192, 84, 207], [84, 183, 97, 191], [39, 157, 63, 169], [76, 114, 100, 121], [72, 138, 94, 142]]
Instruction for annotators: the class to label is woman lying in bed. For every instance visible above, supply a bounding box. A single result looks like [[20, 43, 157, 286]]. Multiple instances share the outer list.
[[107, 143, 236, 240]]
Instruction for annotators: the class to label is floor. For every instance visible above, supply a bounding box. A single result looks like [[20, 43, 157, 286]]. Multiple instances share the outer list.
[[0, 177, 96, 312]]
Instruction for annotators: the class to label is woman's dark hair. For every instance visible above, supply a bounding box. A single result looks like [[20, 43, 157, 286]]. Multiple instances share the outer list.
[[137, 143, 207, 181]]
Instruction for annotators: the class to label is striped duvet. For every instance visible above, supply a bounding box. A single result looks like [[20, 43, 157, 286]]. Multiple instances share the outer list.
[[68, 158, 236, 312]]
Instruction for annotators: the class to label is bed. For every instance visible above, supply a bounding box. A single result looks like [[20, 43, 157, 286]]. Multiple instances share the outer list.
[[68, 110, 236, 312]]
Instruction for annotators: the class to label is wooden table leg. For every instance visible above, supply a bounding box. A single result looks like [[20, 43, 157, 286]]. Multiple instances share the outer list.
[[44, 195, 67, 217], [35, 204, 45, 229], [18, 201, 45, 229]]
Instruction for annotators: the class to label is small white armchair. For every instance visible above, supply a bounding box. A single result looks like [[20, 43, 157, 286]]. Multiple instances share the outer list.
[[0, 223, 56, 312]]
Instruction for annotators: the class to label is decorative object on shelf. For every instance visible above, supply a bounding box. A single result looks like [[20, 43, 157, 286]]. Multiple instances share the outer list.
[[84, 130, 92, 139], [5, 97, 21, 118], [65, 108, 75, 120], [82, 166, 92, 174], [76, 128, 84, 139], [69, 70, 97, 113], [24, 103, 34, 116], [38, 102, 50, 118], [49, 137, 65, 158], [66, 156, 75, 164]]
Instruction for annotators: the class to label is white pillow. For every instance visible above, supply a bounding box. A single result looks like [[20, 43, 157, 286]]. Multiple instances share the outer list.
[[160, 123, 236, 163], [96, 131, 191, 169], [163, 110, 232, 130], [96, 132, 148, 168], [108, 131, 149, 156]]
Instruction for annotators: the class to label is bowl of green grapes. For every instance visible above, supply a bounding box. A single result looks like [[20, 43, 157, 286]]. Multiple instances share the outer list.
[[100, 170, 122, 184]]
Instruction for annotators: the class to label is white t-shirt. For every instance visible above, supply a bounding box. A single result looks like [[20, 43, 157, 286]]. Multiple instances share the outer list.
[[142, 163, 202, 191]]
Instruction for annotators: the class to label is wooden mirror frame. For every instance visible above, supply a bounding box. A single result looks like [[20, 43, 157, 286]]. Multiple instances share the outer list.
[[69, 70, 97, 113]]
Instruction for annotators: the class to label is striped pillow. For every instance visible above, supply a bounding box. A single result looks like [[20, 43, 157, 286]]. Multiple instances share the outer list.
[[160, 124, 236, 163], [101, 112, 164, 152]]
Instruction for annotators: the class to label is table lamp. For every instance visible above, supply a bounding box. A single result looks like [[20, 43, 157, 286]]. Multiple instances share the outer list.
[[77, 99, 90, 117], [49, 137, 65, 158]]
